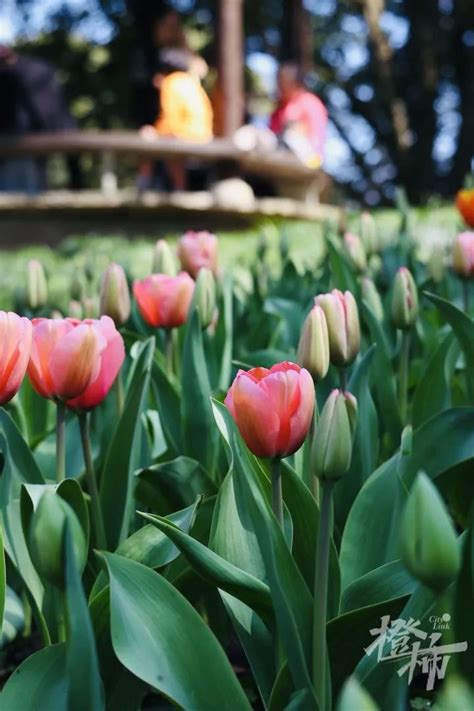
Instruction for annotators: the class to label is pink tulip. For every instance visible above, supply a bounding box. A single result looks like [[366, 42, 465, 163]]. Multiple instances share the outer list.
[[66, 316, 125, 410], [133, 272, 195, 329], [177, 231, 218, 278], [0, 311, 32, 405], [225, 361, 315, 458], [453, 232, 474, 279], [28, 318, 106, 401]]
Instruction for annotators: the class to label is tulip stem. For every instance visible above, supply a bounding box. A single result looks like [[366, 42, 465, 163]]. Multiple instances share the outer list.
[[115, 370, 125, 417], [165, 328, 174, 376], [399, 330, 411, 425], [271, 458, 284, 528], [312, 479, 333, 710], [56, 402, 66, 482], [79, 412, 107, 550], [339, 368, 347, 391], [463, 281, 470, 313]]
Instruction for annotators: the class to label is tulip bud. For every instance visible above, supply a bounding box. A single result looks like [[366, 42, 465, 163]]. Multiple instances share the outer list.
[[297, 304, 330, 382], [427, 246, 445, 284], [68, 300, 83, 320], [361, 277, 384, 322], [391, 267, 419, 330], [100, 263, 131, 326], [193, 268, 216, 329], [315, 290, 360, 367], [70, 267, 86, 302], [152, 239, 177, 276], [360, 211, 379, 256], [312, 389, 358, 481], [337, 678, 378, 711], [399, 472, 460, 591], [29, 492, 87, 588], [343, 232, 367, 273], [452, 232, 474, 280], [26, 260, 48, 310]]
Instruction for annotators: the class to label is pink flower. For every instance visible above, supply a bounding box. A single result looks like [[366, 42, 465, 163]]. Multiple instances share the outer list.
[[66, 316, 125, 410], [225, 361, 315, 458], [453, 232, 474, 279], [28, 318, 106, 401], [0, 311, 32, 405], [133, 272, 195, 328], [177, 231, 218, 278]]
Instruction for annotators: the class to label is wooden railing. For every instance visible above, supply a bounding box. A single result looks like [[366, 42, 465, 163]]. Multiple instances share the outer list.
[[0, 131, 323, 200]]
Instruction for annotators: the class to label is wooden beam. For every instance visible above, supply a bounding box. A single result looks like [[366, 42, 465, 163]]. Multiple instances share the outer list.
[[217, 0, 244, 136]]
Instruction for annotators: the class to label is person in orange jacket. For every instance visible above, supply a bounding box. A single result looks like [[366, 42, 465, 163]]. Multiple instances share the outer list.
[[139, 48, 213, 191]]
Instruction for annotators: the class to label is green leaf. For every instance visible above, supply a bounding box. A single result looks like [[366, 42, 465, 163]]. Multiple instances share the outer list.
[[181, 309, 218, 474], [136, 456, 217, 512], [0, 643, 68, 710], [216, 272, 234, 391], [100, 337, 155, 550], [326, 237, 359, 295], [102, 552, 251, 710], [1, 586, 24, 647], [340, 560, 416, 614], [0, 524, 5, 635], [64, 524, 104, 711], [412, 332, 458, 428], [151, 356, 182, 455], [140, 511, 273, 625], [453, 512, 474, 682], [425, 292, 474, 401]]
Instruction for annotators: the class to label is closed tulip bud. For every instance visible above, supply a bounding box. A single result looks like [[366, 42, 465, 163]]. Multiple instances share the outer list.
[[337, 678, 378, 711], [391, 267, 418, 330], [152, 239, 177, 276], [100, 263, 131, 326], [26, 259, 48, 310], [360, 211, 379, 256], [361, 277, 384, 322], [343, 232, 367, 273], [297, 304, 330, 382], [315, 290, 360, 366], [178, 230, 218, 278], [0, 311, 32, 405], [70, 267, 86, 302], [225, 362, 314, 459], [399, 472, 460, 591], [29, 492, 87, 588], [193, 268, 216, 329], [133, 272, 195, 329], [312, 389, 357, 481], [452, 232, 474, 279], [427, 246, 445, 284], [456, 188, 474, 228]]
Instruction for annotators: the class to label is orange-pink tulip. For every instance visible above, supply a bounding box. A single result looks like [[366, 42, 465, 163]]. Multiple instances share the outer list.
[[177, 231, 218, 278], [66, 316, 125, 410], [225, 361, 315, 458], [456, 189, 474, 228], [133, 272, 194, 328], [453, 232, 474, 279], [28, 318, 106, 401], [0, 311, 32, 405]]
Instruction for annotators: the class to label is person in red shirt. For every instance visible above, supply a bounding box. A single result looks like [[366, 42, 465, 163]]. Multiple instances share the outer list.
[[270, 63, 328, 168]]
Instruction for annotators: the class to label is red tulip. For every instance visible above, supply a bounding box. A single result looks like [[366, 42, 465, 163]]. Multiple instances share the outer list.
[[177, 231, 218, 278], [456, 189, 474, 228], [225, 361, 315, 458], [453, 232, 474, 279], [133, 272, 194, 328], [0, 311, 32, 405], [66, 316, 125, 410], [28, 318, 106, 401]]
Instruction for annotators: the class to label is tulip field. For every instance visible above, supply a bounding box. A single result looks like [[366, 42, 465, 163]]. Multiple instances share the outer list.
[[0, 194, 474, 711]]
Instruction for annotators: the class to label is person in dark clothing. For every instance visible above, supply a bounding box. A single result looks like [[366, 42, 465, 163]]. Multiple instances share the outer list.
[[0, 45, 79, 192]]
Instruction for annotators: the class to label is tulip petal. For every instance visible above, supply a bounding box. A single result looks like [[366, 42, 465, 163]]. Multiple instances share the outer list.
[[50, 324, 105, 400]]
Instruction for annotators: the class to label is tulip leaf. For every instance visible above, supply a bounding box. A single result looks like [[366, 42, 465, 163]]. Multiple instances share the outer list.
[[453, 512, 474, 682], [64, 524, 104, 711], [1, 586, 24, 647], [0, 524, 5, 635], [0, 643, 68, 709], [136, 456, 216, 513], [340, 407, 474, 589], [140, 511, 274, 625], [326, 236, 360, 296], [101, 552, 251, 710], [425, 292, 474, 401], [216, 271, 234, 391], [340, 559, 416, 614], [181, 309, 218, 475], [151, 356, 182, 456], [100, 337, 155, 550], [412, 332, 458, 428]]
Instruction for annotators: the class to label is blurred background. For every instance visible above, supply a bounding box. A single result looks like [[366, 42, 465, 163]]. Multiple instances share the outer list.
[[0, 0, 473, 206]]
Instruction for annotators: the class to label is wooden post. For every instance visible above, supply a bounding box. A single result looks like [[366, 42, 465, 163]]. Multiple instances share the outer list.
[[281, 0, 313, 71], [216, 0, 244, 137]]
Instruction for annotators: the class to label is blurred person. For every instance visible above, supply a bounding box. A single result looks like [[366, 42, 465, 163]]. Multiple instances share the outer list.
[[270, 62, 328, 168], [0, 44, 79, 192], [138, 48, 213, 191]]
